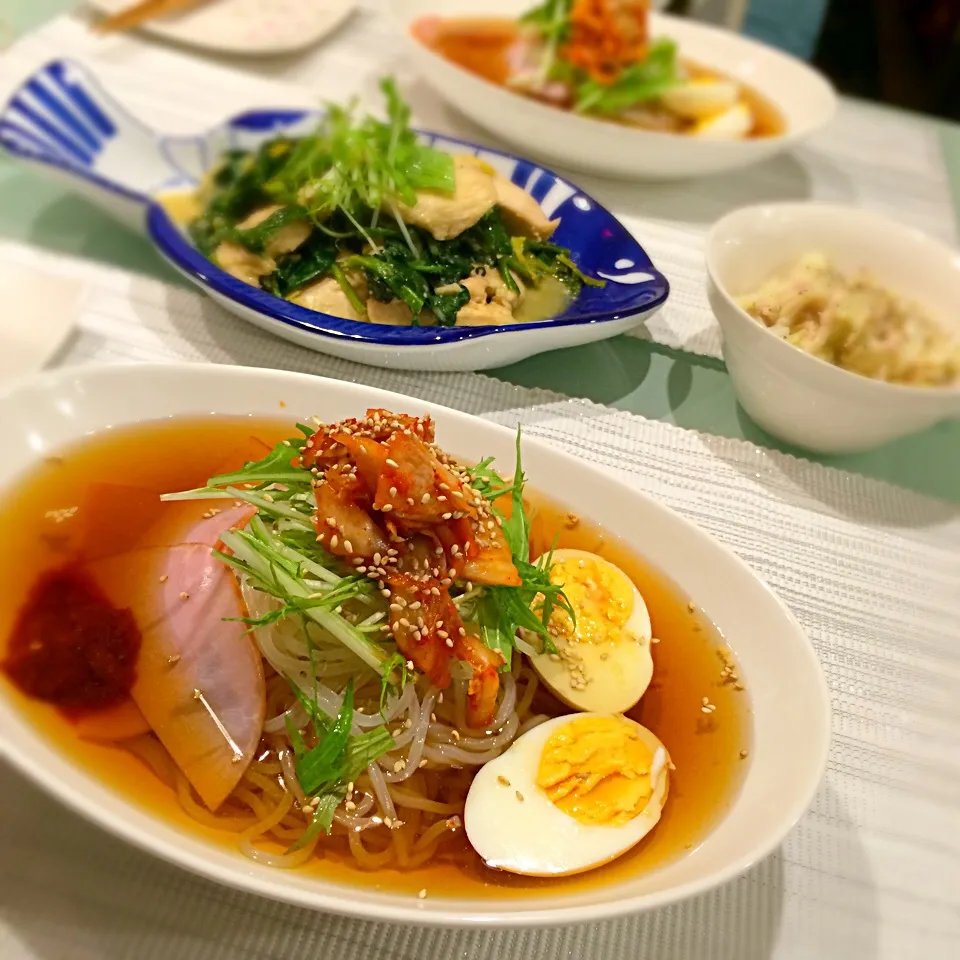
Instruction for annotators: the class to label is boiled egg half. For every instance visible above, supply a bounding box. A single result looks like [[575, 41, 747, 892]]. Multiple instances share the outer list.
[[530, 549, 653, 714], [660, 79, 740, 119], [464, 713, 670, 876], [690, 101, 754, 139]]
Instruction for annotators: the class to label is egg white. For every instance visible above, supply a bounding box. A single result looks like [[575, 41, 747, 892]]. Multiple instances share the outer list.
[[660, 79, 739, 120], [531, 549, 654, 714], [464, 714, 669, 877], [691, 101, 753, 139]]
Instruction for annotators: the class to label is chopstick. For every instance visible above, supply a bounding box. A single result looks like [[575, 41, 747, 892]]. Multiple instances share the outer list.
[[93, 0, 211, 33]]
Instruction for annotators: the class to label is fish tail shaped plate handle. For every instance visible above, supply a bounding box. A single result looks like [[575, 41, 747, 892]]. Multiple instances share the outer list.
[[0, 59, 180, 231]]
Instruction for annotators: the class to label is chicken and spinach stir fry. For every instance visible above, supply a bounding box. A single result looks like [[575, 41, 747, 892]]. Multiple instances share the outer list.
[[188, 80, 603, 328]]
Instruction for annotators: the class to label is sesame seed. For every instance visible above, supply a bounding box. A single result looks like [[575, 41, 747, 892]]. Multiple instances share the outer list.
[[179, 592, 190, 600], [345, 801, 357, 811], [330, 535, 339, 549], [515, 791, 525, 802], [451, 730, 460, 741], [159, 575, 169, 583], [393, 760, 406, 773], [421, 493, 431, 504], [386, 458, 399, 468], [740, 750, 749, 759], [445, 638, 454, 648], [497, 775, 511, 787], [389, 486, 398, 498], [417, 889, 427, 900], [441, 512, 453, 520], [167, 654, 180, 665], [344, 540, 353, 554], [382, 504, 393, 513], [419, 759, 428, 768]]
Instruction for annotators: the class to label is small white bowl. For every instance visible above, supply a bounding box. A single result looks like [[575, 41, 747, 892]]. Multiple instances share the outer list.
[[0, 362, 830, 926], [391, 0, 837, 181], [706, 203, 960, 454]]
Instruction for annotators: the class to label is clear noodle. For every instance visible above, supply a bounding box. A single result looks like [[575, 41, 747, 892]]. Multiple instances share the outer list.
[[153, 565, 536, 870]]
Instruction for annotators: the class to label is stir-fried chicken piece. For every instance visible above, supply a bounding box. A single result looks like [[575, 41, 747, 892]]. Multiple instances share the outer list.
[[492, 176, 560, 241], [394, 154, 497, 241]]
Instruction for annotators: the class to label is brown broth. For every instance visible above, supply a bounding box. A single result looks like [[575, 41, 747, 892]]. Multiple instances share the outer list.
[[416, 16, 785, 139], [0, 417, 751, 898]]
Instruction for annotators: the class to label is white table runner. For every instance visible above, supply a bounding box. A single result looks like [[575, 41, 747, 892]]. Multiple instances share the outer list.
[[0, 239, 958, 959], [0, 5, 956, 359]]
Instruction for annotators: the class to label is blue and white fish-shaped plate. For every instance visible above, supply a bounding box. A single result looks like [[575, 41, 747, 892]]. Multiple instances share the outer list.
[[0, 60, 670, 372]]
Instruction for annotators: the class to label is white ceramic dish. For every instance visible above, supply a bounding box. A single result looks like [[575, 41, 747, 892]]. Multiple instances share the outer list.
[[706, 203, 960, 454], [0, 362, 830, 926], [86, 0, 357, 56], [391, 0, 837, 181]]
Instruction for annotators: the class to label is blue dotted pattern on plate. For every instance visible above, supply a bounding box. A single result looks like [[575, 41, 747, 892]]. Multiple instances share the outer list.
[[0, 59, 670, 347]]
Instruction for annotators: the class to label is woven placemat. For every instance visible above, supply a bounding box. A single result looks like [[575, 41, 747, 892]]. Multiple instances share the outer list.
[[0, 240, 958, 958]]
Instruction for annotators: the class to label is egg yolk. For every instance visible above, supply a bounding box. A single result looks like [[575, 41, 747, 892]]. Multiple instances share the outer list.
[[547, 556, 634, 645], [536, 716, 655, 826]]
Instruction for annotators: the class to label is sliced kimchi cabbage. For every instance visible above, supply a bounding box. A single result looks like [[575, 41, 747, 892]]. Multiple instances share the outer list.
[[298, 409, 526, 726], [159, 407, 562, 735]]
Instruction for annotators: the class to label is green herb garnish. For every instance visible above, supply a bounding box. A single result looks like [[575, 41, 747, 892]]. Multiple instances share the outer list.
[[288, 679, 396, 846]]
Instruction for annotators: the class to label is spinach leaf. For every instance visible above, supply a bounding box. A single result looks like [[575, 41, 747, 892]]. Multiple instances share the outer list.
[[234, 204, 309, 253], [346, 253, 431, 315], [426, 284, 470, 326], [263, 233, 338, 297]]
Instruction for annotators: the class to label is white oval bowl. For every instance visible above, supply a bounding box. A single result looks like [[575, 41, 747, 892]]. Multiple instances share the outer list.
[[706, 203, 960, 454], [392, 0, 837, 180], [0, 363, 830, 926]]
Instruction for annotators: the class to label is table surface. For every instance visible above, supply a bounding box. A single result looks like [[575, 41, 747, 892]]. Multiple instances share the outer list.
[[3, 0, 960, 503]]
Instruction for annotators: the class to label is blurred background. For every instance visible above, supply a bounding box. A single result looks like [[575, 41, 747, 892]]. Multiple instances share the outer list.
[[668, 0, 960, 122], [2, 0, 959, 122]]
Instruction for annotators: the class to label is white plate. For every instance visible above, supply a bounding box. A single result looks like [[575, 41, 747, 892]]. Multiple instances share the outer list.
[[0, 362, 830, 926], [391, 0, 837, 180], [86, 0, 356, 56], [0, 262, 82, 381]]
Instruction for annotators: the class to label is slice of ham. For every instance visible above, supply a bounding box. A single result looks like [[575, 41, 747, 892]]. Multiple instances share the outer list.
[[82, 544, 265, 811], [179, 503, 257, 550]]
